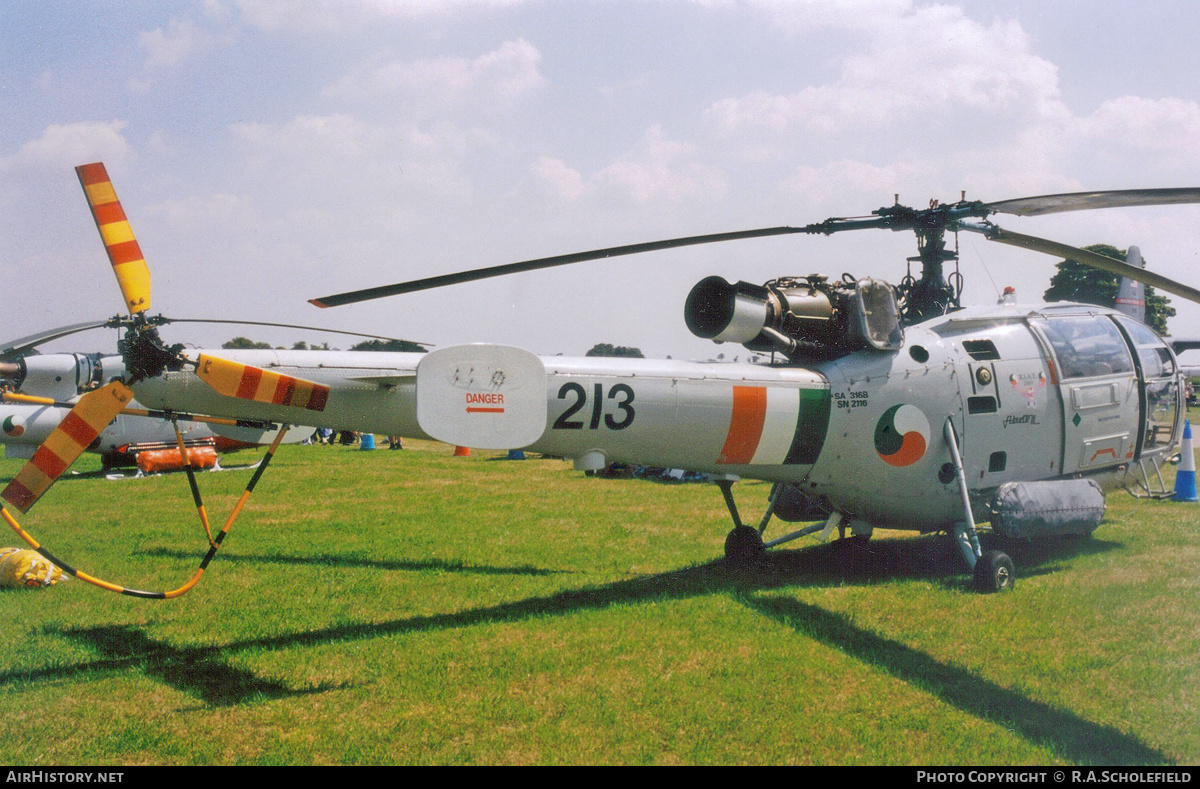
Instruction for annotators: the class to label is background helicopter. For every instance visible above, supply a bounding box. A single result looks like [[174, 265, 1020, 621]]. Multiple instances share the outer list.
[[0, 345, 303, 470], [5, 164, 1200, 595], [0, 392, 299, 472]]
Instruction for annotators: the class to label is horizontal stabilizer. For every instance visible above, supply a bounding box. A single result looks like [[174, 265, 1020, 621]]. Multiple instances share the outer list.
[[416, 345, 547, 450]]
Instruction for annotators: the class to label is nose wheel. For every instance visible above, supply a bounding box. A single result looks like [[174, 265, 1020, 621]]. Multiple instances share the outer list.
[[972, 549, 1015, 593]]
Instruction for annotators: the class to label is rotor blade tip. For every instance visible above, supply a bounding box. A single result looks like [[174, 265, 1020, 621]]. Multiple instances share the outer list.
[[75, 162, 108, 183], [308, 298, 330, 309]]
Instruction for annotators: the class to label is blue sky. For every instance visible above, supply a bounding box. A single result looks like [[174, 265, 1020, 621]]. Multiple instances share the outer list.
[[4, 0, 1200, 360]]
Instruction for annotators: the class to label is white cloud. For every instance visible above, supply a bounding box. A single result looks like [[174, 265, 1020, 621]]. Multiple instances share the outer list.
[[8, 1, 1200, 357], [231, 112, 496, 167], [532, 127, 728, 205], [706, 2, 1062, 134], [139, 19, 212, 70], [532, 157, 590, 201], [228, 113, 486, 203], [132, 17, 234, 92], [710, 0, 915, 35], [324, 39, 544, 114], [231, 113, 388, 161], [144, 193, 258, 231], [594, 126, 727, 203], [780, 159, 921, 204], [0, 121, 133, 174], [1080, 96, 1200, 153]]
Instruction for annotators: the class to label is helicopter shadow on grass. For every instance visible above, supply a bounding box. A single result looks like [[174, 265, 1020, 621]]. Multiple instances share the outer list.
[[133, 522, 1117, 588], [777, 528, 1125, 590], [18, 528, 1168, 763], [29, 623, 343, 709]]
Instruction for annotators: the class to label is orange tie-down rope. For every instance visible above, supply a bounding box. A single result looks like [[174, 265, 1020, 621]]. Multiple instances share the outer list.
[[0, 426, 289, 599]]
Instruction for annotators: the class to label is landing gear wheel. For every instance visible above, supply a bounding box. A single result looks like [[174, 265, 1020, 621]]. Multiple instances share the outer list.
[[724, 525, 765, 564], [973, 550, 1015, 593]]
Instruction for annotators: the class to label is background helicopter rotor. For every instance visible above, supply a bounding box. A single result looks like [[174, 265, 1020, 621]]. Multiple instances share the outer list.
[[0, 317, 429, 367], [0, 320, 117, 364]]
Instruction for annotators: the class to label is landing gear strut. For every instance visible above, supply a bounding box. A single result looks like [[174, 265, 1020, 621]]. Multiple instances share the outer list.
[[717, 478, 765, 564], [717, 479, 831, 564], [944, 418, 1014, 593]]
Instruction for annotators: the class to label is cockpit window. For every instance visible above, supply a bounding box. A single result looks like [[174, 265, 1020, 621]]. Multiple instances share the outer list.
[[1037, 315, 1134, 379], [1111, 315, 1181, 452], [1116, 316, 1163, 347], [1115, 315, 1176, 379]]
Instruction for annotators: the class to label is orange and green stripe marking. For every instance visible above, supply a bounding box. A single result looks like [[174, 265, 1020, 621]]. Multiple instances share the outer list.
[[717, 385, 830, 466]]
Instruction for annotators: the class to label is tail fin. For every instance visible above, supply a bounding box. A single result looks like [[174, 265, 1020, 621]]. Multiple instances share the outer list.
[[1114, 245, 1146, 323]]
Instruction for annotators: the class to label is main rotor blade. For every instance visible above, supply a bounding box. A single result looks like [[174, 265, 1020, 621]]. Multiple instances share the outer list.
[[76, 163, 152, 315], [0, 382, 133, 513], [308, 187, 1200, 308], [972, 224, 1200, 306], [309, 226, 813, 308], [0, 320, 115, 362], [984, 188, 1200, 217]]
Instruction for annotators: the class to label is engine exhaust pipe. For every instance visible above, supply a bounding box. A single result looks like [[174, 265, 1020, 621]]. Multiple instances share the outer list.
[[684, 276, 770, 344]]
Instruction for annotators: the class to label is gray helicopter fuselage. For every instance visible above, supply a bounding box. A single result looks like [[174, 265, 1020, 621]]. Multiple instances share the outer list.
[[123, 301, 1184, 535]]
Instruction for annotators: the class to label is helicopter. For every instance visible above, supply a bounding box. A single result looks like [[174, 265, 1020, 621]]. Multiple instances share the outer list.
[[0, 393, 300, 471], [4, 163, 1200, 596], [0, 345, 304, 470]]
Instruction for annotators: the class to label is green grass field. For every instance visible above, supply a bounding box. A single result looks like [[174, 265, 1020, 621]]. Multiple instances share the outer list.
[[1, 431, 1197, 765]]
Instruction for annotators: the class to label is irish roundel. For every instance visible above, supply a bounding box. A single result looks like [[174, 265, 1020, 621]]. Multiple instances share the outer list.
[[874, 404, 930, 467], [2, 415, 24, 438]]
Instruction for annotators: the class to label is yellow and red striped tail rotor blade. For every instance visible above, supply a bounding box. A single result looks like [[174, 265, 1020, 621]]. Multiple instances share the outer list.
[[75, 162, 152, 315], [1, 382, 133, 513], [195, 354, 329, 412]]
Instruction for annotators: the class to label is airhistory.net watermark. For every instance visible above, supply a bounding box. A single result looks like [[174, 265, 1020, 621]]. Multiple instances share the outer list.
[[6, 772, 124, 784]]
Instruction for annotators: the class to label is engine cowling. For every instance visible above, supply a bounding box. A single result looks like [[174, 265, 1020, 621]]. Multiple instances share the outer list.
[[684, 274, 902, 361]]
